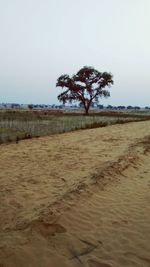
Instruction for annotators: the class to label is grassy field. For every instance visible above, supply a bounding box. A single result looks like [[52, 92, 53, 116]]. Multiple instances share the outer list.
[[0, 109, 150, 144]]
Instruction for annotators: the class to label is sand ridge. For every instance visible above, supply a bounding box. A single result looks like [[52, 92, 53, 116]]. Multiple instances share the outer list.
[[0, 120, 150, 266]]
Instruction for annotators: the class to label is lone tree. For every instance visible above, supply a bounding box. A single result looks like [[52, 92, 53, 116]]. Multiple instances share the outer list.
[[56, 66, 114, 115]]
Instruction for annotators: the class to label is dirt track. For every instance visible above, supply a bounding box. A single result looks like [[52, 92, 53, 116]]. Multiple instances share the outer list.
[[0, 121, 150, 267]]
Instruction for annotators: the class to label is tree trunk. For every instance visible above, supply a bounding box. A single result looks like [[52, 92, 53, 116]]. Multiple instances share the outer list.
[[84, 106, 89, 115], [82, 100, 90, 115]]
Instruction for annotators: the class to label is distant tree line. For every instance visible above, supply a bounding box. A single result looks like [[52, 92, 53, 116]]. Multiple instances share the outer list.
[[0, 103, 150, 111]]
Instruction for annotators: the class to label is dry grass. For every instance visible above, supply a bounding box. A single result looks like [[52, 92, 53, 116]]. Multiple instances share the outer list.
[[0, 109, 150, 144]]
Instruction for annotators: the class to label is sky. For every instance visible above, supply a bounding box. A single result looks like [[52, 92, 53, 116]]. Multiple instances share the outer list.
[[0, 0, 150, 106]]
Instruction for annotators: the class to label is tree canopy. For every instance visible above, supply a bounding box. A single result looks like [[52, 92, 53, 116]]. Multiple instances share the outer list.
[[56, 66, 114, 114]]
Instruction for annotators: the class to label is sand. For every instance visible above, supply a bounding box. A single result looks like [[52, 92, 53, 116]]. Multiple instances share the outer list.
[[0, 120, 150, 266]]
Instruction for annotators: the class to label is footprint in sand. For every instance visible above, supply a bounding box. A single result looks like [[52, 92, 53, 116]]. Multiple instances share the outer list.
[[88, 259, 112, 267], [31, 221, 66, 237]]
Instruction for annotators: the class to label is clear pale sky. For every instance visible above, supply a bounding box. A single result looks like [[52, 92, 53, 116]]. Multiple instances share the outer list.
[[0, 0, 150, 106]]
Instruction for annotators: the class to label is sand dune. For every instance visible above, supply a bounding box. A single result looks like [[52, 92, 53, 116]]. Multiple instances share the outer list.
[[0, 121, 150, 266]]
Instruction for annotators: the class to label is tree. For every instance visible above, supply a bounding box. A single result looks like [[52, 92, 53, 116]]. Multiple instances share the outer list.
[[127, 106, 133, 110], [56, 66, 114, 115], [28, 104, 33, 110]]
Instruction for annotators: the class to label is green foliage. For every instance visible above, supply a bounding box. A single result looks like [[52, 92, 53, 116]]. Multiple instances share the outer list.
[[56, 66, 114, 114]]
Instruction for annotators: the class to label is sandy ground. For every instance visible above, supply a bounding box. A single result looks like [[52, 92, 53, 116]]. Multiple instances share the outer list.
[[0, 120, 150, 267]]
